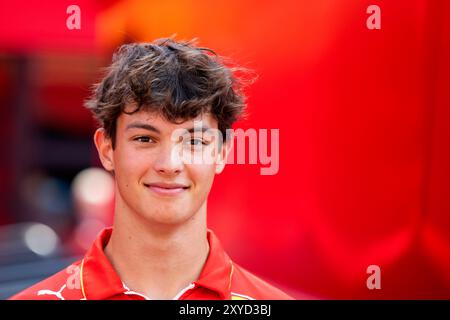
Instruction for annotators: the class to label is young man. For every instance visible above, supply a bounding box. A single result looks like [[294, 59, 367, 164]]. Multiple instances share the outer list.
[[10, 39, 292, 300]]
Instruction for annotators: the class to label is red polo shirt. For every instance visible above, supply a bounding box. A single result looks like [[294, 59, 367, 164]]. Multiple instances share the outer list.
[[10, 228, 293, 300]]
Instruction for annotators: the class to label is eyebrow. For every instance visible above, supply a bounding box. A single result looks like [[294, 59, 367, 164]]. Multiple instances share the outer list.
[[187, 127, 212, 134], [126, 122, 161, 134], [126, 122, 213, 134]]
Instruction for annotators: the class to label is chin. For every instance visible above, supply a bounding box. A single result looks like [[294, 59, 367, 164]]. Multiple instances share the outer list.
[[140, 206, 196, 226]]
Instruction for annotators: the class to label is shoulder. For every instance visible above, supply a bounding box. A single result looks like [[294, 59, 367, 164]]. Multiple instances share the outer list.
[[230, 263, 294, 300], [9, 260, 85, 300]]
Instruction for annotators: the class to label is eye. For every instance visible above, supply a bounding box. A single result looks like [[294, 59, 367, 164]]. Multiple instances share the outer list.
[[185, 138, 211, 149], [189, 138, 205, 146], [133, 136, 153, 143]]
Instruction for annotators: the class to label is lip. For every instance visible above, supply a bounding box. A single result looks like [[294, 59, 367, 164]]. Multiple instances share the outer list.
[[144, 182, 190, 196]]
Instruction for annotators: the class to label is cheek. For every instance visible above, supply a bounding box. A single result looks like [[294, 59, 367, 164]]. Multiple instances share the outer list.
[[188, 164, 217, 191], [113, 147, 148, 182]]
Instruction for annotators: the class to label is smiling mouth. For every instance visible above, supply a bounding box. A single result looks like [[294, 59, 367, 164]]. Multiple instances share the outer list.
[[144, 183, 190, 196]]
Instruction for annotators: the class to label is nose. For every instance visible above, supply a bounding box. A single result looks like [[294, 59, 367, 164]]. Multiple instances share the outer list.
[[153, 142, 184, 176]]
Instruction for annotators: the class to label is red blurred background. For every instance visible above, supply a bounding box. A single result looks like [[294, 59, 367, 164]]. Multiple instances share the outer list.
[[0, 0, 449, 299]]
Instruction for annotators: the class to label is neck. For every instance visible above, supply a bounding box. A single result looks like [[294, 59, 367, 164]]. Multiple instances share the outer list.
[[104, 198, 209, 300]]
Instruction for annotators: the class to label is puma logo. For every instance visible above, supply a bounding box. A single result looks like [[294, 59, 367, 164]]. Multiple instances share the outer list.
[[37, 284, 67, 300]]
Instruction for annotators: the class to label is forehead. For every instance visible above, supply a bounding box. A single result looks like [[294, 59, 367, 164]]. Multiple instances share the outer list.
[[117, 109, 219, 132]]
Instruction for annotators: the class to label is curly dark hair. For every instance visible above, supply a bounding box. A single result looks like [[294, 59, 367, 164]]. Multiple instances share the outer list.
[[84, 38, 250, 148]]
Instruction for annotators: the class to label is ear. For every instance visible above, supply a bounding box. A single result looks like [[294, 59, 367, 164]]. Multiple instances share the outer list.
[[215, 136, 233, 174], [94, 128, 115, 172]]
